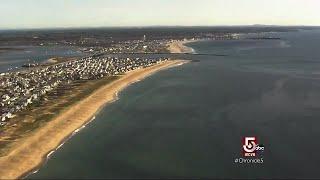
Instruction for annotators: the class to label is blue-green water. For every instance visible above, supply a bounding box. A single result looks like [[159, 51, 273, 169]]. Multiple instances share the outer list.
[[30, 30, 320, 179]]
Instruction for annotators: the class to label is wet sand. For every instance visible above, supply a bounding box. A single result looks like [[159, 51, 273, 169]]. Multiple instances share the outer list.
[[0, 60, 188, 179], [167, 40, 195, 53]]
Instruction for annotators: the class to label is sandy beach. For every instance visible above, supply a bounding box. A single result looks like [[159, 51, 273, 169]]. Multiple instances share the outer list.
[[0, 59, 188, 179], [167, 40, 195, 54], [44, 58, 58, 64]]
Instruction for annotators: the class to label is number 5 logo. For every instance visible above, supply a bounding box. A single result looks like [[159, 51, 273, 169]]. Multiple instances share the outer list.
[[243, 137, 256, 153]]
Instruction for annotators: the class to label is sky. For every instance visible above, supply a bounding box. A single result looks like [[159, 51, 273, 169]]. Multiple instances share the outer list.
[[0, 0, 320, 29]]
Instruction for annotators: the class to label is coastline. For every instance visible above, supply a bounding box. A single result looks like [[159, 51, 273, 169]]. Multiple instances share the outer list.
[[0, 59, 189, 179], [167, 40, 196, 54]]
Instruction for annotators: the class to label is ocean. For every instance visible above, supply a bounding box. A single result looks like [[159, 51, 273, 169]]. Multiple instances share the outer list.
[[28, 29, 320, 179]]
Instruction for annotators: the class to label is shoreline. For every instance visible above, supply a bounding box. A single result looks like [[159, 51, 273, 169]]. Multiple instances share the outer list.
[[26, 60, 189, 178], [167, 39, 197, 54], [0, 59, 189, 179]]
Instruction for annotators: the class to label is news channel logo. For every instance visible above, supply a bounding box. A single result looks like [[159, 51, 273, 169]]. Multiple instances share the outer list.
[[234, 137, 265, 164], [242, 136, 264, 157]]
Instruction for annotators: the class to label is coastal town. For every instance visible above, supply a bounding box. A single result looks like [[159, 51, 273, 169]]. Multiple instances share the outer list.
[[81, 38, 170, 54], [1, 0, 319, 178], [0, 25, 303, 179], [0, 31, 277, 127], [69, 33, 240, 55], [0, 55, 169, 126]]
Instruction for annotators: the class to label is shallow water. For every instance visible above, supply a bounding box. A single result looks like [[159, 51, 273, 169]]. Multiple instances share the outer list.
[[0, 45, 83, 72], [29, 30, 320, 179]]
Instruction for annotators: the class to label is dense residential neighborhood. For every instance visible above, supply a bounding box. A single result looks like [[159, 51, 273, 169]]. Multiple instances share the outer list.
[[0, 56, 169, 125]]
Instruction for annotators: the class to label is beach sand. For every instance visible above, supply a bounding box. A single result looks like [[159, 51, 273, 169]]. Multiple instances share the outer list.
[[0, 60, 188, 179], [167, 40, 195, 54], [44, 58, 58, 64]]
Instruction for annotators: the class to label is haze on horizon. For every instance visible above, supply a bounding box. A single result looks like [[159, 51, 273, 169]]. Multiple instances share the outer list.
[[1, 0, 320, 30]]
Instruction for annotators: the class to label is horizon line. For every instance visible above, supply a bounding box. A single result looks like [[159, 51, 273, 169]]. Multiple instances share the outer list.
[[1, 24, 320, 31]]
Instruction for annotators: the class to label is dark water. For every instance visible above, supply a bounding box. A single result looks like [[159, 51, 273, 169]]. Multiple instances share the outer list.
[[30, 30, 320, 179], [0, 45, 83, 72]]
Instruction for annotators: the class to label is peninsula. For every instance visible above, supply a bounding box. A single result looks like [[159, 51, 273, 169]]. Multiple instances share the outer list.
[[0, 42, 189, 179]]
